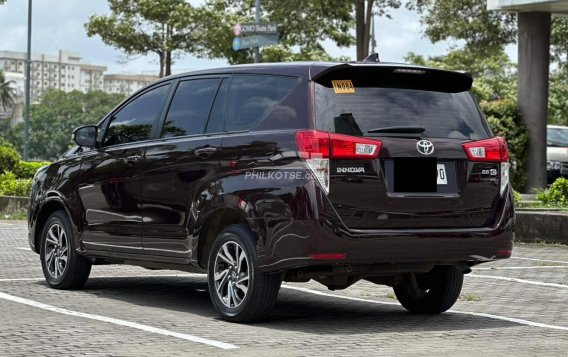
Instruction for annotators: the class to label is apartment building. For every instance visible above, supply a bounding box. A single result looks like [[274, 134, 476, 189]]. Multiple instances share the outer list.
[[0, 50, 107, 102], [0, 50, 160, 125], [103, 73, 159, 97]]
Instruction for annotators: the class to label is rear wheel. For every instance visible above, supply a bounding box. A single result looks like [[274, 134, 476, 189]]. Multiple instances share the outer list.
[[207, 224, 281, 322], [40, 211, 91, 289], [393, 266, 463, 314]]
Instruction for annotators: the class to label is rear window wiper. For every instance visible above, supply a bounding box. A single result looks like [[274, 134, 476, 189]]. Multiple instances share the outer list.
[[367, 126, 426, 134]]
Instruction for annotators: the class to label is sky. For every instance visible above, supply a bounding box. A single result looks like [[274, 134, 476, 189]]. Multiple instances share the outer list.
[[0, 0, 517, 76]]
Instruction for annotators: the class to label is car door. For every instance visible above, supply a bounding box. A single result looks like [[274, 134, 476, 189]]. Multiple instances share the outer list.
[[78, 83, 172, 253], [140, 77, 226, 258]]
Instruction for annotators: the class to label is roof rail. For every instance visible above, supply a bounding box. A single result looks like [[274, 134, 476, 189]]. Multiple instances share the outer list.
[[363, 53, 380, 63]]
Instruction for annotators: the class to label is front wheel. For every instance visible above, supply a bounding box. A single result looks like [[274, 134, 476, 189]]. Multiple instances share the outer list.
[[393, 266, 463, 314], [207, 224, 281, 322], [40, 211, 92, 289]]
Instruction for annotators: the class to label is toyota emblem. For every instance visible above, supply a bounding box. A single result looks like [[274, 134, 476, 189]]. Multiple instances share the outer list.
[[416, 140, 434, 155]]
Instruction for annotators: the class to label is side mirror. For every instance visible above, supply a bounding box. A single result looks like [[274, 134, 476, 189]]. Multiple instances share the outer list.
[[73, 125, 98, 147]]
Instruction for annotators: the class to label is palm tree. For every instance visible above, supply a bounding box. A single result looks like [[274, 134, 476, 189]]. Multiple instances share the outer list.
[[0, 70, 16, 112]]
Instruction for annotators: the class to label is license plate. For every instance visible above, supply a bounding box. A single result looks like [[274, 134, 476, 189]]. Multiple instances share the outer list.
[[437, 164, 447, 185]]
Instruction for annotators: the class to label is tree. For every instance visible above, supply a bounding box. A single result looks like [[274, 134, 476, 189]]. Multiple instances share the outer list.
[[4, 90, 124, 161], [549, 68, 568, 126], [0, 70, 15, 113], [199, 0, 402, 63], [408, 0, 568, 65], [198, 0, 355, 64], [85, 0, 203, 77], [405, 48, 516, 101], [354, 0, 401, 60], [407, 0, 568, 123], [261, 44, 351, 63]]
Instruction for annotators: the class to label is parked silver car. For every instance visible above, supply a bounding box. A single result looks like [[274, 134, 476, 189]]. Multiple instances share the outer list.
[[547, 125, 568, 184]]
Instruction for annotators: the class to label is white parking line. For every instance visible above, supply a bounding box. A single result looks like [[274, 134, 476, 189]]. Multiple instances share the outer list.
[[0, 291, 238, 350], [474, 266, 568, 270], [0, 274, 204, 283], [15, 247, 31, 251], [0, 278, 44, 282], [468, 274, 568, 289], [282, 285, 568, 331], [512, 256, 568, 265]]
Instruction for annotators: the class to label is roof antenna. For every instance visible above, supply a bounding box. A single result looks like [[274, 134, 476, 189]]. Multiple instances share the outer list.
[[363, 53, 380, 63]]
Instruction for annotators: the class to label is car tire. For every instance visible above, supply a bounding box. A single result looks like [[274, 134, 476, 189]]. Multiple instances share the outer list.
[[393, 266, 463, 314], [207, 224, 281, 322], [40, 211, 92, 289]]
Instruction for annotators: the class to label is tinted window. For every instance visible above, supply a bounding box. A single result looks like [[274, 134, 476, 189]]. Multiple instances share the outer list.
[[226, 75, 299, 132], [104, 84, 170, 146], [162, 79, 220, 138], [547, 127, 568, 146], [205, 78, 228, 134], [315, 71, 489, 140]]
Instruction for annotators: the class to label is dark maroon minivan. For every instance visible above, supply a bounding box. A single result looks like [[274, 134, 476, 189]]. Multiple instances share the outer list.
[[28, 61, 514, 322]]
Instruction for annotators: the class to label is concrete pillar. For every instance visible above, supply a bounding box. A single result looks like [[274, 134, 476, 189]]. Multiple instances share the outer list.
[[517, 12, 551, 192]]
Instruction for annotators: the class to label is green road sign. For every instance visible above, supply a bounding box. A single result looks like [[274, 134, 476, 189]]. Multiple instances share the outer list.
[[232, 34, 278, 51]]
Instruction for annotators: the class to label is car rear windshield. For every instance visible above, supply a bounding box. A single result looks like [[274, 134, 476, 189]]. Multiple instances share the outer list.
[[314, 67, 490, 140]]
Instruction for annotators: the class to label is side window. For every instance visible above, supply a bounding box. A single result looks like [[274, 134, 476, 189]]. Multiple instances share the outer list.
[[205, 78, 228, 134], [162, 78, 221, 138], [103, 84, 170, 147], [226, 75, 299, 132]]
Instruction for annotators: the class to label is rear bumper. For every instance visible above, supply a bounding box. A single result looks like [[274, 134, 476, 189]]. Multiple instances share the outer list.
[[258, 186, 515, 273]]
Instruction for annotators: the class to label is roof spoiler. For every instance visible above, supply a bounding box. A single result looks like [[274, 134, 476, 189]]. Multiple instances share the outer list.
[[310, 63, 474, 93]]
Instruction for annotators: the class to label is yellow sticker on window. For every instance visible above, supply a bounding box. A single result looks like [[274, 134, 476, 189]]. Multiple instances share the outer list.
[[332, 80, 355, 94]]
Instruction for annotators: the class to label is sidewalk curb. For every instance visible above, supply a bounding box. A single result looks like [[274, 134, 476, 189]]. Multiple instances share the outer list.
[[516, 211, 568, 245], [0, 196, 29, 214]]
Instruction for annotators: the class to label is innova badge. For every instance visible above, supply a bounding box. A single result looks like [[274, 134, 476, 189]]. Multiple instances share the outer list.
[[416, 140, 434, 155]]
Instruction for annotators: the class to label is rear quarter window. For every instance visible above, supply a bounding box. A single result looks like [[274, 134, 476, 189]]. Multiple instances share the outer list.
[[226, 74, 299, 132]]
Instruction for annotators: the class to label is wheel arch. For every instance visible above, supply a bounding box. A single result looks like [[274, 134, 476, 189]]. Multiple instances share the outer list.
[[195, 206, 262, 269], [33, 196, 79, 254]]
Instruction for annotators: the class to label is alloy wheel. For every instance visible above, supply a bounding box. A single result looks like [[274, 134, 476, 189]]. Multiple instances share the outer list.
[[44, 223, 69, 279], [213, 241, 250, 308]]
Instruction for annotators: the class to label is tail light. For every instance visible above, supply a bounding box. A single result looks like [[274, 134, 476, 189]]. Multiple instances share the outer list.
[[330, 133, 382, 159], [296, 131, 330, 159], [296, 131, 381, 159], [296, 130, 382, 193], [462, 137, 510, 195], [462, 137, 509, 162]]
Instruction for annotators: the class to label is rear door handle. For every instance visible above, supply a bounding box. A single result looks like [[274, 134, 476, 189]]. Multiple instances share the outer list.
[[195, 147, 217, 158], [124, 155, 142, 165]]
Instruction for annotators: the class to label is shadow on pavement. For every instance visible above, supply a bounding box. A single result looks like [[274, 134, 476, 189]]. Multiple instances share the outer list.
[[34, 275, 516, 334]]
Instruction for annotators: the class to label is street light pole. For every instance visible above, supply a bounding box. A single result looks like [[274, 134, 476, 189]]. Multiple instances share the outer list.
[[23, 0, 32, 161], [254, 0, 260, 63]]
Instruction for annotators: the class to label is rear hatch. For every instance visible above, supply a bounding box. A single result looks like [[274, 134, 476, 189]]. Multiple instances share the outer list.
[[306, 64, 509, 229]]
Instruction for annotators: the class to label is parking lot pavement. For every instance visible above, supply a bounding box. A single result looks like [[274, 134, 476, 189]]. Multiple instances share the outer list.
[[1, 221, 567, 356]]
